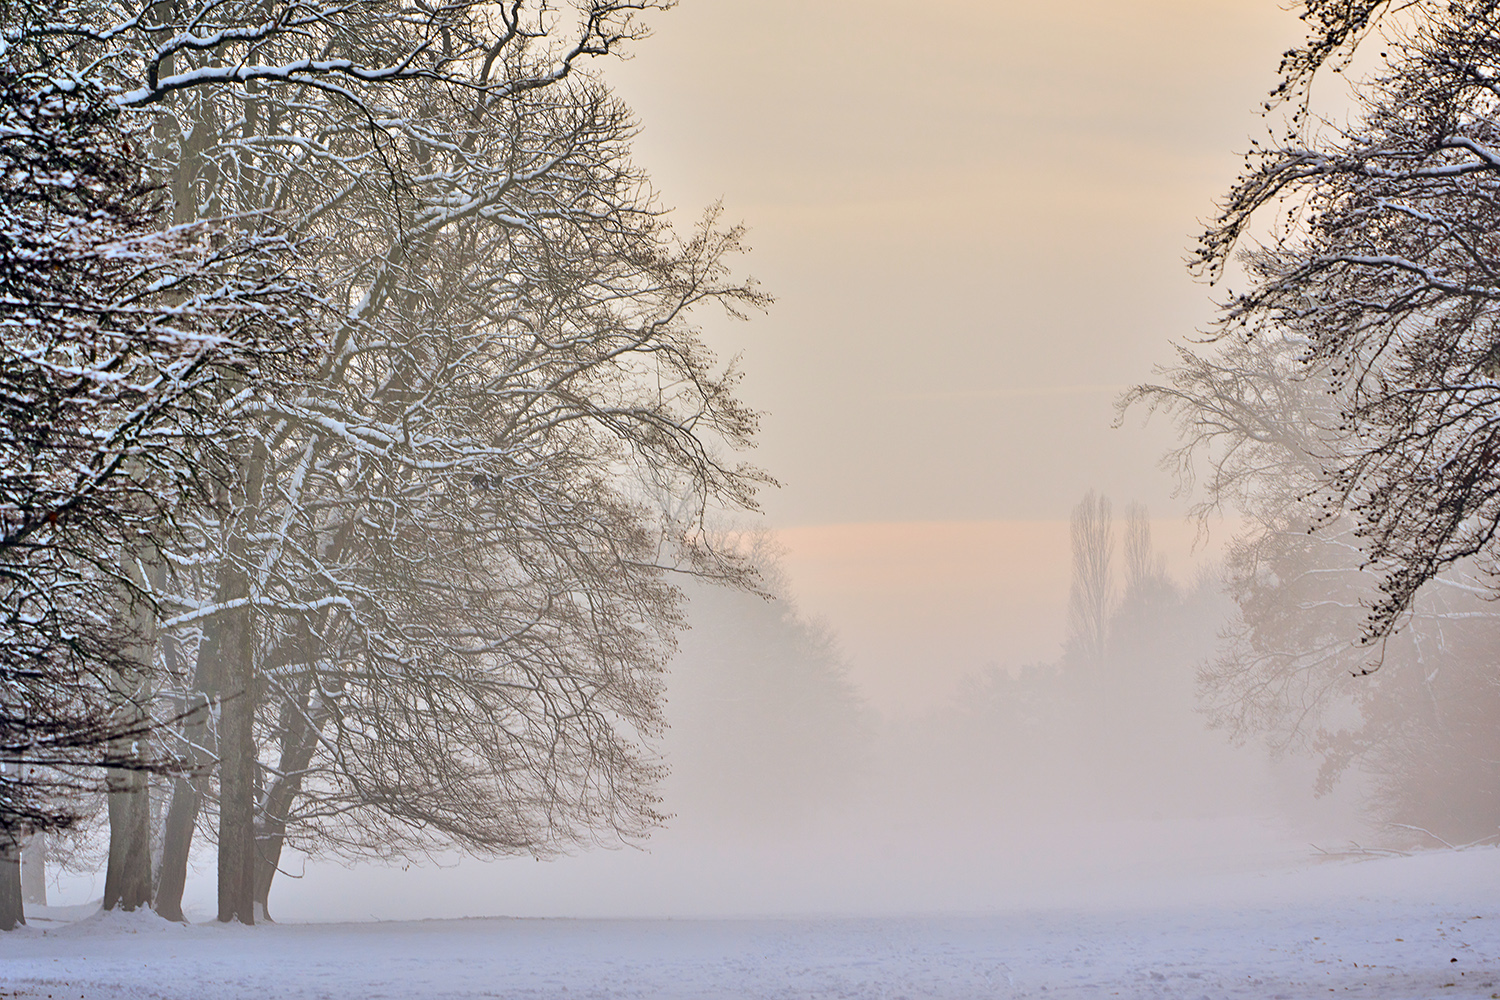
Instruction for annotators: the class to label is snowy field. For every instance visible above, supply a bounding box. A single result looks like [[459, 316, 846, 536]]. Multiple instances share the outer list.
[[2, 848, 1499, 999]]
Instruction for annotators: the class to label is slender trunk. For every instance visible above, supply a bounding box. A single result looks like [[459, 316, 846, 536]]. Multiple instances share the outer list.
[[152, 777, 199, 922], [251, 820, 282, 922], [250, 519, 353, 920], [0, 833, 23, 930], [20, 832, 46, 906], [101, 769, 151, 911], [148, 72, 203, 923], [153, 592, 230, 922], [217, 440, 266, 926], [252, 787, 294, 921], [216, 555, 256, 925], [148, 564, 179, 885], [254, 672, 329, 920], [103, 542, 155, 912]]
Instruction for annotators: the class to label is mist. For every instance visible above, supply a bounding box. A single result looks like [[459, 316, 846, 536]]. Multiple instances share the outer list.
[[37, 516, 1361, 924], [8, 1, 1500, 997]]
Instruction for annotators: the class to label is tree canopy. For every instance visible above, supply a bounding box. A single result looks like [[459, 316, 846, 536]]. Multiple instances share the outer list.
[[1125, 0, 1500, 841], [0, 0, 769, 926]]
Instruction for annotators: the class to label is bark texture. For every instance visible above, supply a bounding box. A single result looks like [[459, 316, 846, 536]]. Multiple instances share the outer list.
[[216, 446, 262, 925], [20, 833, 45, 906], [102, 544, 155, 912], [254, 674, 327, 919], [154, 607, 228, 921], [0, 835, 23, 930], [102, 768, 151, 910], [216, 562, 256, 925]]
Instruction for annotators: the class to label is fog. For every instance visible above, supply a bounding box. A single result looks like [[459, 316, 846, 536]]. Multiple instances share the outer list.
[[35, 522, 1369, 923], [597, 0, 1306, 528], [19, 6, 1500, 977], [305, 548, 1362, 921], [25, 0, 1401, 925]]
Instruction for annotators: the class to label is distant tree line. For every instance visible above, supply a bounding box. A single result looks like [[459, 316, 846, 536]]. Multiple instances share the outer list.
[[885, 492, 1250, 829]]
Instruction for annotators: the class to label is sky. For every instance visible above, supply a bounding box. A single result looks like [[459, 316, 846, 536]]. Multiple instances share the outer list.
[[601, 0, 1304, 713]]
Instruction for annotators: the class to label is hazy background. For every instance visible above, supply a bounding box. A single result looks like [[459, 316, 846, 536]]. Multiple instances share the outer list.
[[53, 1, 1362, 919], [601, 0, 1298, 714]]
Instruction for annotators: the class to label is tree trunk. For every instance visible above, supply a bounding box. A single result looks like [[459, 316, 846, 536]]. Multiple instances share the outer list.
[[153, 777, 199, 922], [154, 593, 231, 922], [215, 553, 256, 925], [103, 542, 155, 912], [20, 832, 46, 907], [216, 438, 265, 926], [254, 671, 329, 920], [253, 803, 288, 922], [252, 820, 281, 923], [0, 834, 23, 930], [217, 707, 256, 924], [101, 767, 151, 911]]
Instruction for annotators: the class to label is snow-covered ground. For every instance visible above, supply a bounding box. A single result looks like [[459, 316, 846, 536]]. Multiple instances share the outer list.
[[3, 848, 1499, 999]]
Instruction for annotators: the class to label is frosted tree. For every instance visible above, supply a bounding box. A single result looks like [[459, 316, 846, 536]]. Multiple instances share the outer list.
[[0, 15, 311, 927], [1132, 325, 1500, 837], [26, 0, 768, 923], [1185, 0, 1500, 643], [1120, 3, 1500, 832], [1121, 504, 1166, 598]]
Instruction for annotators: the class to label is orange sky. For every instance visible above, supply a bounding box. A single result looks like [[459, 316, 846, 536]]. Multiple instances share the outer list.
[[604, 1, 1303, 529], [776, 518, 1227, 716]]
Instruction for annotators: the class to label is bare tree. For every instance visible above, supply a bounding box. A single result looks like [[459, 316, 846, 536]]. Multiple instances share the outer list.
[[1128, 276, 1500, 840], [1066, 490, 1114, 669], [1130, 331, 1382, 742], [0, 14, 312, 926], [1123, 503, 1168, 597], [1184, 0, 1500, 644], [36, 0, 768, 923]]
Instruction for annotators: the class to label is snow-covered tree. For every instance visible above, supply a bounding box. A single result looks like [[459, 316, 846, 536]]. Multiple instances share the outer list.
[[1129, 299, 1500, 842], [23, 0, 768, 923], [1120, 0, 1500, 840], [1188, 0, 1500, 642], [0, 14, 311, 926]]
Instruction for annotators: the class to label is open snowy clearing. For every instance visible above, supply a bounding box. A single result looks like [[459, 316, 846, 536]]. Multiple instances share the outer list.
[[2, 849, 1499, 999]]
